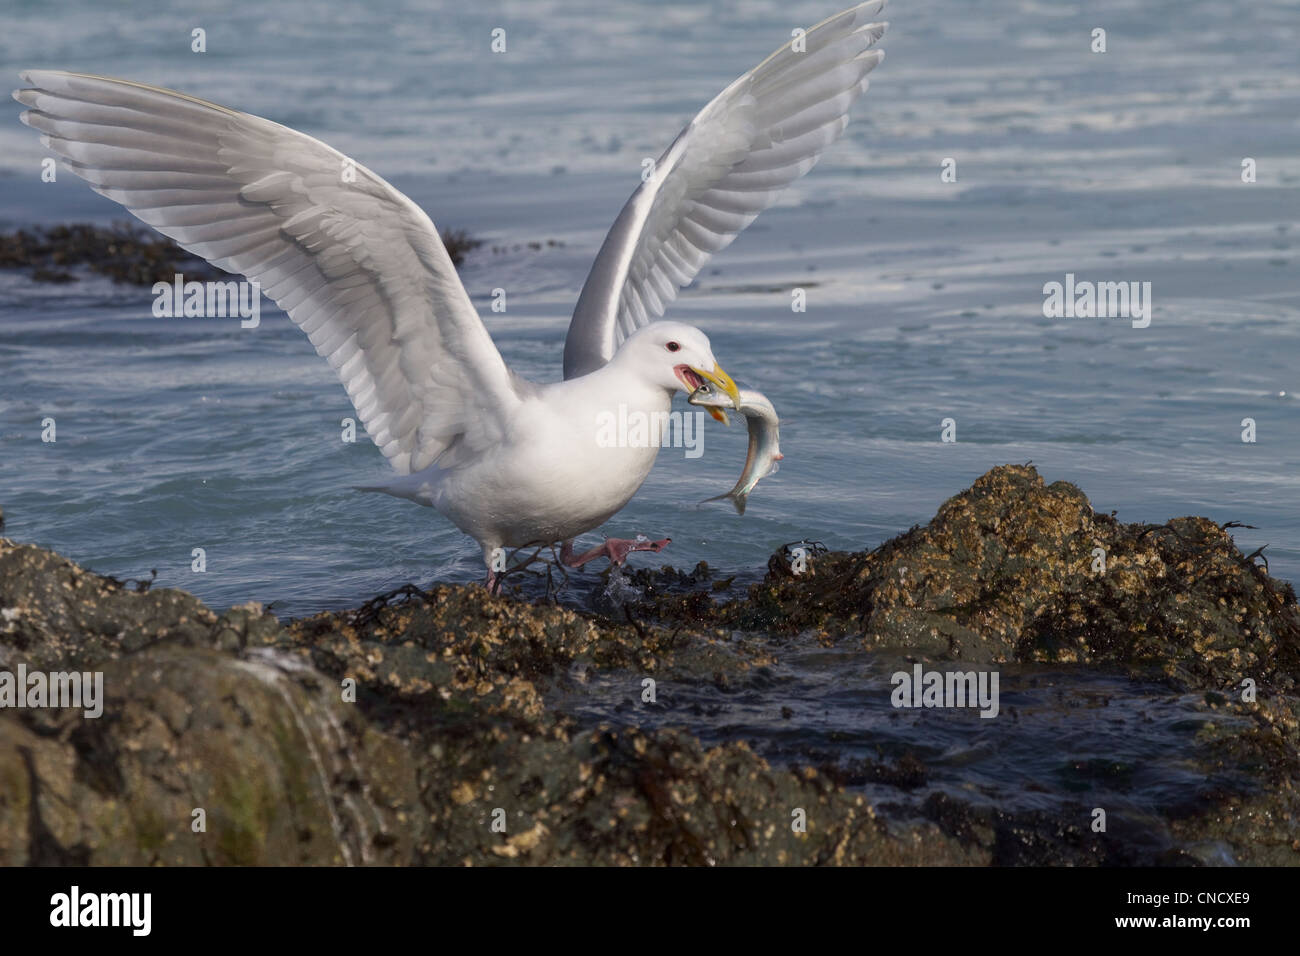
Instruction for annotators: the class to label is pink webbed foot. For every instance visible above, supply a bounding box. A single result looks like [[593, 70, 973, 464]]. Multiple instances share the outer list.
[[561, 535, 672, 569]]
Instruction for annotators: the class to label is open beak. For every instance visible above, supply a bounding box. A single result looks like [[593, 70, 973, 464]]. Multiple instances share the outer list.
[[697, 364, 740, 423], [678, 362, 741, 423]]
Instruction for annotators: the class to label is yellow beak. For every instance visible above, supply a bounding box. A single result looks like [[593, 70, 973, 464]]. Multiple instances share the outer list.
[[692, 363, 741, 423]]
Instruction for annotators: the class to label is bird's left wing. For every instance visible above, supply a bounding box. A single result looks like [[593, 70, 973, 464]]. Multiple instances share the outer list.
[[14, 70, 522, 475], [563, 1, 888, 379]]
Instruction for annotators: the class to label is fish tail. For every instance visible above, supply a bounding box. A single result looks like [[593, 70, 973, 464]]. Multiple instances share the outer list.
[[699, 492, 746, 515]]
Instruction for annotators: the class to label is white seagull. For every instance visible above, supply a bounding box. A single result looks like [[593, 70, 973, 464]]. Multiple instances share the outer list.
[[13, 2, 888, 589]]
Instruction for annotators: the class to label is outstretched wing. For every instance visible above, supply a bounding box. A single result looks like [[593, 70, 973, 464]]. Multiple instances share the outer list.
[[14, 70, 521, 475], [563, 0, 888, 379]]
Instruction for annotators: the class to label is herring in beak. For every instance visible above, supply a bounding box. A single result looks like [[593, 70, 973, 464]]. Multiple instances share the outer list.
[[675, 362, 740, 423]]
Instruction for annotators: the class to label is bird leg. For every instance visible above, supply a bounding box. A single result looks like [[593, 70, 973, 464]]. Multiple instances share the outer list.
[[546, 543, 572, 601], [483, 545, 545, 595], [560, 534, 671, 568]]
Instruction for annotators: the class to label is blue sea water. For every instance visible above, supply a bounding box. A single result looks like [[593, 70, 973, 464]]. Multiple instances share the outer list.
[[1, 0, 1298, 619]]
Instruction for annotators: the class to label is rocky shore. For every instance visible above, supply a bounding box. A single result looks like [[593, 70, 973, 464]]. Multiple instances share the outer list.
[[1, 465, 1296, 865], [0, 221, 485, 286]]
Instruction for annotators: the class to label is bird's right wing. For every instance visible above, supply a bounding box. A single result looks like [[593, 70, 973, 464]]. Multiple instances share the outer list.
[[563, 1, 888, 379], [14, 70, 521, 475]]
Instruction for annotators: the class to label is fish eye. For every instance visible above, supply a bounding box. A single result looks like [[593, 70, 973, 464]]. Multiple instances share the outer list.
[[666, 341, 680, 352]]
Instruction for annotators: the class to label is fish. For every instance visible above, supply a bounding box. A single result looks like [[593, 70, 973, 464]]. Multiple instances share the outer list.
[[688, 382, 783, 514]]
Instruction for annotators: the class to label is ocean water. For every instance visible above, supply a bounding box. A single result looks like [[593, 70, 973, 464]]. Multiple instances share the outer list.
[[1, 0, 1298, 620]]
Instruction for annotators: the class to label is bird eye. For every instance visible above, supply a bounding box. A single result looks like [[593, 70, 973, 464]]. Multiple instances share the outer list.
[[666, 341, 680, 352]]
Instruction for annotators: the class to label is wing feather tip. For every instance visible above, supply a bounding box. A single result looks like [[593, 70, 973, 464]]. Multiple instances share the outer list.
[[854, 48, 886, 68]]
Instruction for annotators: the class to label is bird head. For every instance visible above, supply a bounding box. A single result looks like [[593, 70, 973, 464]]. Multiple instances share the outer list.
[[616, 321, 739, 422]]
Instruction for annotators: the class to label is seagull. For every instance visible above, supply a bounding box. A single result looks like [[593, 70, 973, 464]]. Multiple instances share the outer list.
[[13, 2, 888, 590]]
